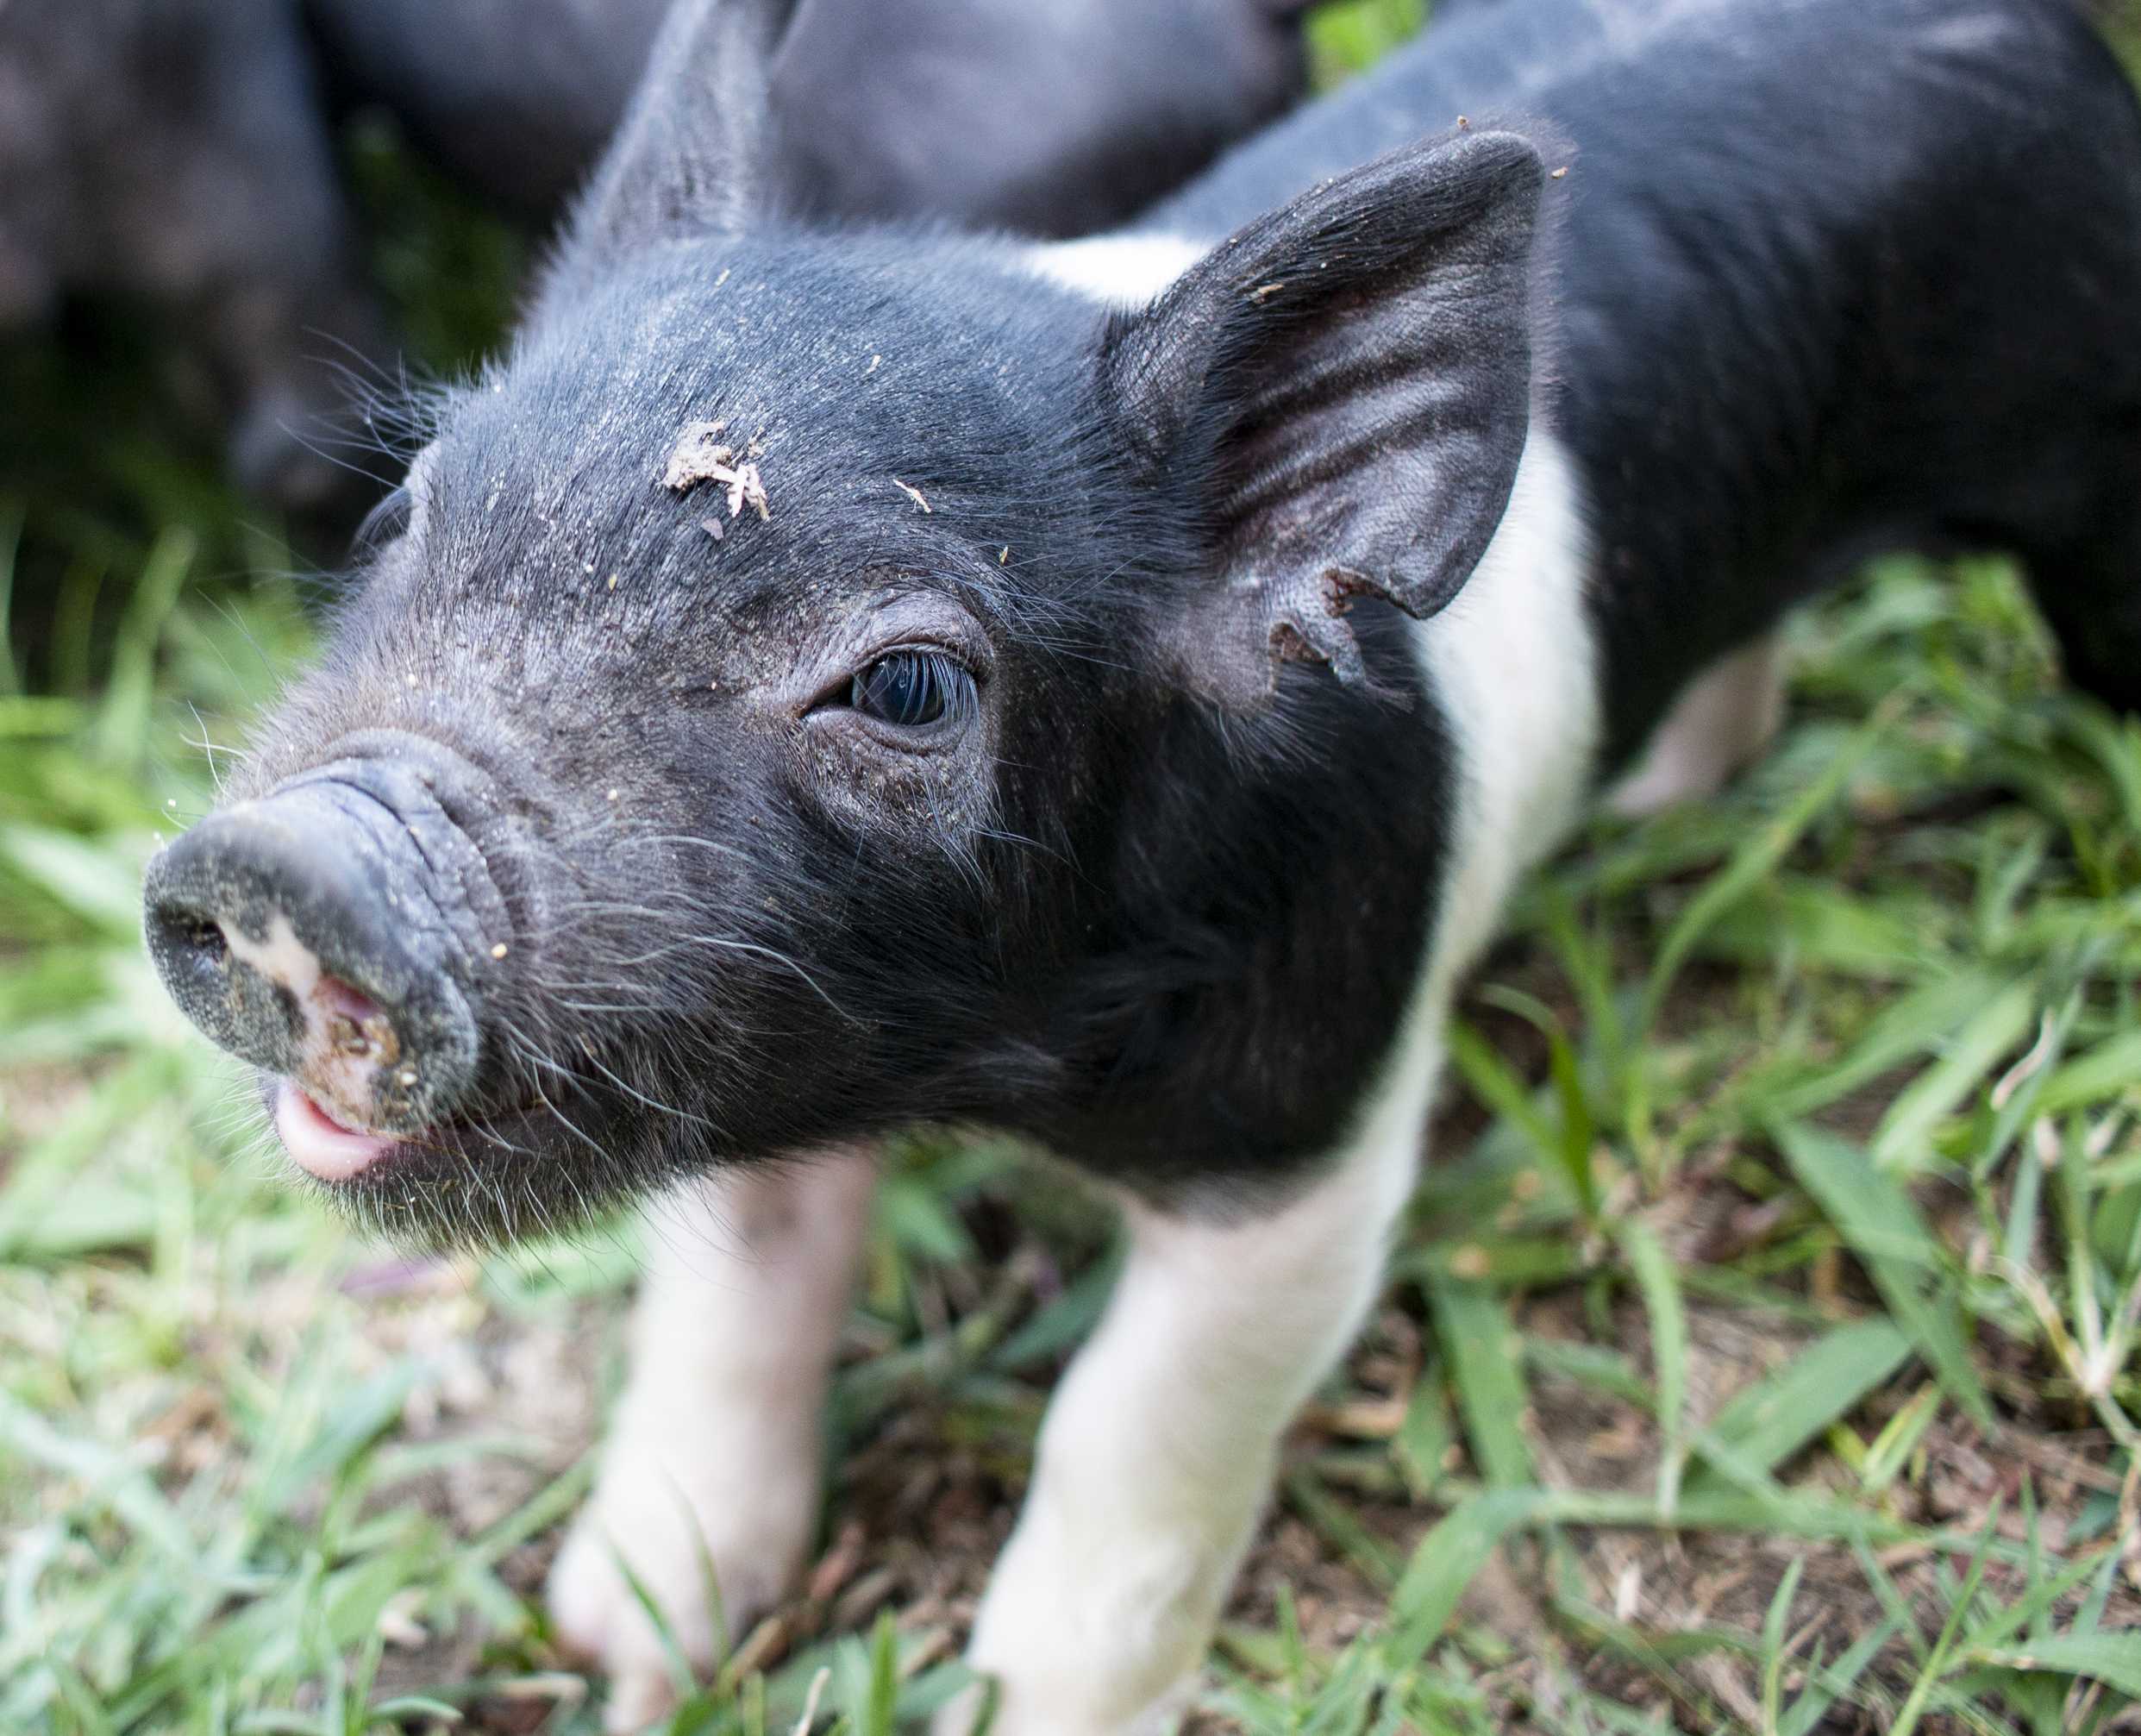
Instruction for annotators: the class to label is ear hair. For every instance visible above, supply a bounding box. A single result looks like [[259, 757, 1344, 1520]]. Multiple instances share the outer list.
[[1100, 128, 1549, 709], [554, 0, 798, 268]]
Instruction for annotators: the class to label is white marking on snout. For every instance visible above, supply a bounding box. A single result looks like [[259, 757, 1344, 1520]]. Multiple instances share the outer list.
[[220, 912, 400, 1131], [220, 910, 322, 1004], [1023, 231, 1209, 308]]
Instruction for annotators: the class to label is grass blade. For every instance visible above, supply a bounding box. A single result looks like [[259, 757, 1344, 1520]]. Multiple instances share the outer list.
[[1616, 1219, 1689, 1514], [1382, 1488, 1544, 1666], [1772, 1123, 1994, 1429], [1686, 1319, 1913, 1493], [1427, 1276, 1536, 1488], [1969, 1634, 2141, 1700]]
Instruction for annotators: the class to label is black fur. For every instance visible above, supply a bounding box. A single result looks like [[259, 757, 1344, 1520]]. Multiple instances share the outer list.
[[302, 0, 675, 222], [304, 0, 1312, 236], [0, 0, 387, 517], [147, 204, 1486, 1239], [765, 0, 1313, 238], [2, 0, 1308, 522], [1099, 128, 1543, 706]]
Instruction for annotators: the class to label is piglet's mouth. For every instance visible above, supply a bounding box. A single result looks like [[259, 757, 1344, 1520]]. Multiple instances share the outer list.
[[272, 1082, 415, 1183]]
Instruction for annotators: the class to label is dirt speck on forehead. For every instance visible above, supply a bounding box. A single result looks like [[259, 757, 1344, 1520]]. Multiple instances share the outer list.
[[663, 419, 771, 523]]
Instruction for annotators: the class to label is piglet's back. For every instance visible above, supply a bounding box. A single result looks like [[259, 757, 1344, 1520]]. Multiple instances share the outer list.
[[1146, 0, 2141, 765]]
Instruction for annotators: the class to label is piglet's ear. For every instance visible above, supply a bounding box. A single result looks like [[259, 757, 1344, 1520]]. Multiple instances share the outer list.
[[556, 0, 797, 266], [1100, 128, 1547, 708]]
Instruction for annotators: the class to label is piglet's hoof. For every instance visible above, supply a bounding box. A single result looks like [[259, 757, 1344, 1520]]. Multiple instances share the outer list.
[[548, 1463, 814, 1733]]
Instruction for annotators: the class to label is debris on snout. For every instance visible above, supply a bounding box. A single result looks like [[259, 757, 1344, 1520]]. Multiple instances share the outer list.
[[894, 479, 933, 514], [490, 943, 509, 960], [664, 420, 772, 523], [999, 546, 1011, 565], [1552, 166, 1570, 179], [327, 1010, 400, 1067], [1251, 280, 1286, 303], [702, 517, 726, 542]]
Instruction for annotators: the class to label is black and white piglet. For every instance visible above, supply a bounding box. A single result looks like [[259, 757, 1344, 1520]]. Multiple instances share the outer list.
[[143, 0, 2141, 1727]]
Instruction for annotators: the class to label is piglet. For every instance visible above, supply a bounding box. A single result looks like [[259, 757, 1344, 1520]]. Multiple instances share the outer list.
[[142, 0, 2141, 1728]]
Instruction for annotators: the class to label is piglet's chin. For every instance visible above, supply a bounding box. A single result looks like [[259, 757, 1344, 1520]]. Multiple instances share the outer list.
[[273, 1083, 401, 1183]]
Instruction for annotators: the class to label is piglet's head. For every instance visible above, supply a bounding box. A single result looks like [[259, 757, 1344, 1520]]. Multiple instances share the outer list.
[[142, 0, 1547, 1247]]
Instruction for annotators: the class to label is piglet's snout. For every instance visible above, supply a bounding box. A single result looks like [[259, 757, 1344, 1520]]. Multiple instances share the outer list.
[[141, 737, 511, 1138]]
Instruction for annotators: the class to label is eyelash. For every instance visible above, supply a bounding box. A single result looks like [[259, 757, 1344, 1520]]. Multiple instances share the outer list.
[[846, 649, 979, 731]]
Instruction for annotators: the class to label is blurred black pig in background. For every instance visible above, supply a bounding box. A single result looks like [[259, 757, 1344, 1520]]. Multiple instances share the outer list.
[[0, 0, 387, 523], [304, 0, 1312, 229], [0, 0, 1314, 541]]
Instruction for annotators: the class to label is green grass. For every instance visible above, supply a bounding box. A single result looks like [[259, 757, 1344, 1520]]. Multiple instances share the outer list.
[[4, 4, 2141, 1732]]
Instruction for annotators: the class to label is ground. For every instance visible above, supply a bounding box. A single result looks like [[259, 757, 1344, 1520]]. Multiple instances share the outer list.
[[3, 3, 2141, 1733]]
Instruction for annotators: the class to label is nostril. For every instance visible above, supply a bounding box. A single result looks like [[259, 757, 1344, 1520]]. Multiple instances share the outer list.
[[319, 974, 383, 1025], [148, 902, 231, 988], [183, 915, 228, 965], [316, 974, 400, 1066]]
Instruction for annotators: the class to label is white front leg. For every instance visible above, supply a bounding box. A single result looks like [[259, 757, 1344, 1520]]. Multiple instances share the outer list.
[[941, 429, 1599, 1735], [549, 1150, 876, 1733], [954, 1096, 1429, 1735]]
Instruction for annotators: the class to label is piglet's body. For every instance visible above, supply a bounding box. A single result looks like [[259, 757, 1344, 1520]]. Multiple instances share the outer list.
[[144, 0, 2141, 1727]]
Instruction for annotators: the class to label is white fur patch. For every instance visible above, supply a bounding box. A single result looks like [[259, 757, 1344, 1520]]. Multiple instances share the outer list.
[[956, 1127, 1424, 1735], [1412, 429, 1601, 995], [1022, 232, 1206, 308], [949, 432, 1599, 1736]]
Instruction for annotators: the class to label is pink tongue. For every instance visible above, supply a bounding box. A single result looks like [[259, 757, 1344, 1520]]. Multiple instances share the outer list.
[[275, 1084, 397, 1181]]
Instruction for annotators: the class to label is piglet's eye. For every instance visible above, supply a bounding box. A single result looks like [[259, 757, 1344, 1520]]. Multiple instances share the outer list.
[[849, 651, 973, 730]]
